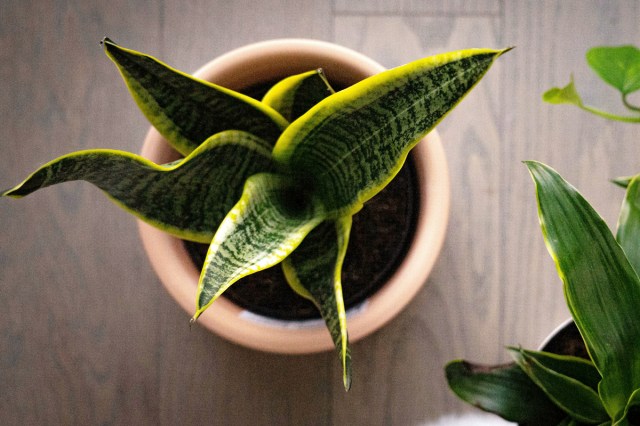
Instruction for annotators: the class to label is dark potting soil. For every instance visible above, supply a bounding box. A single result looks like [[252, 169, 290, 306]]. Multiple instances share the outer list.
[[184, 155, 420, 321], [542, 320, 589, 359]]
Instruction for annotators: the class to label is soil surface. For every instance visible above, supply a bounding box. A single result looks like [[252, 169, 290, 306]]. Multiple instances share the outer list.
[[542, 321, 589, 359]]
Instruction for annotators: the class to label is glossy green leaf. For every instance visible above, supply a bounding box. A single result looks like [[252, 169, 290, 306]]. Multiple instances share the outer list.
[[2, 131, 274, 243], [509, 348, 601, 390], [614, 176, 633, 189], [273, 48, 510, 217], [586, 46, 640, 95], [445, 360, 566, 425], [614, 388, 640, 425], [262, 69, 335, 122], [616, 175, 640, 275], [543, 44, 640, 121], [282, 217, 352, 390], [192, 173, 324, 321], [543, 76, 584, 106], [559, 418, 601, 426], [102, 38, 288, 155], [510, 348, 608, 423], [526, 161, 640, 419], [543, 76, 640, 122]]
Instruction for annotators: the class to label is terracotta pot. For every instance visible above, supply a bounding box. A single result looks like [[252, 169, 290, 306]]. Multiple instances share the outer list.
[[138, 39, 450, 354]]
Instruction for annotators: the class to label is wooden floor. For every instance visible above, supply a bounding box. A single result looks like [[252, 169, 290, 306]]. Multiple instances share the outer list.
[[1, 1, 639, 424]]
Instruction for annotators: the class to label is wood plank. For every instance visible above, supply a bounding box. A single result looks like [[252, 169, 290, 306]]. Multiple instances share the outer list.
[[334, 0, 501, 15], [162, 0, 333, 72], [0, 1, 167, 424]]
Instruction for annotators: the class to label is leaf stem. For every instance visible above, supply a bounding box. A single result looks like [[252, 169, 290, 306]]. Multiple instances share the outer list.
[[579, 103, 640, 123], [622, 93, 640, 113]]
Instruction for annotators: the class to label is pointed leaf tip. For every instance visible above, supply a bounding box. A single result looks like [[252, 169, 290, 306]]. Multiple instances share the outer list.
[[100, 37, 116, 49], [500, 46, 515, 55], [344, 370, 352, 391]]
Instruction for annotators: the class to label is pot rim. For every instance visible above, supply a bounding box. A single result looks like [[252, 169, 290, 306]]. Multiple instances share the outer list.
[[538, 317, 575, 351], [138, 38, 450, 354]]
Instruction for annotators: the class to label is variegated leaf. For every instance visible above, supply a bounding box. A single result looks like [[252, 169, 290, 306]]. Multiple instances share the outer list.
[[262, 69, 335, 122], [508, 348, 601, 390], [273, 48, 510, 217], [526, 161, 640, 419], [102, 38, 288, 155], [192, 173, 324, 321], [2, 131, 275, 243], [509, 348, 608, 424], [616, 388, 640, 425], [616, 174, 640, 274], [445, 359, 566, 424], [282, 217, 352, 390]]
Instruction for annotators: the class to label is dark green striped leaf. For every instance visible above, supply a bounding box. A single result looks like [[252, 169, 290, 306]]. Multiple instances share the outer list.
[[102, 38, 288, 155], [509, 348, 608, 423], [616, 175, 640, 275], [273, 48, 510, 217], [2, 131, 275, 243], [445, 360, 566, 425], [262, 69, 335, 122], [192, 173, 325, 321], [282, 217, 352, 390], [526, 161, 640, 419]]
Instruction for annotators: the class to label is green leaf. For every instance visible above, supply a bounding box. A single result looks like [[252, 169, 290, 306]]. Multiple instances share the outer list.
[[558, 418, 597, 426], [617, 175, 640, 275], [613, 176, 633, 189], [2, 130, 274, 243], [102, 38, 288, 155], [262, 69, 335, 122], [525, 161, 640, 419], [282, 217, 352, 391], [273, 48, 510, 217], [586, 46, 640, 95], [192, 173, 324, 321], [614, 388, 640, 425], [445, 360, 566, 425], [542, 76, 640, 122], [543, 76, 584, 106], [509, 348, 601, 390], [510, 348, 608, 424]]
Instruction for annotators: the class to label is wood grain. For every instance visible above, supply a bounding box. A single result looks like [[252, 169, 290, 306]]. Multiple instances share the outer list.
[[1, 1, 639, 424]]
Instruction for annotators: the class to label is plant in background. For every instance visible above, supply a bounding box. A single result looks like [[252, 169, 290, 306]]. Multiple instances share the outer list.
[[446, 161, 640, 425], [543, 44, 640, 123], [1, 38, 508, 390]]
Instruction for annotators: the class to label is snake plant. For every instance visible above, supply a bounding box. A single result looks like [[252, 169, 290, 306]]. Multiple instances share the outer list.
[[2, 38, 508, 390], [446, 162, 640, 425]]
